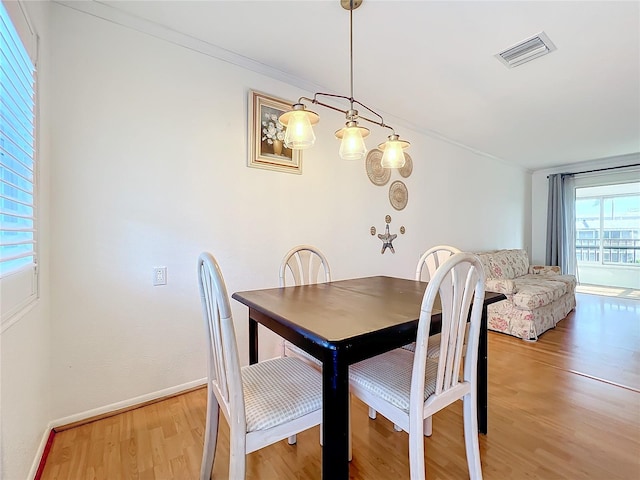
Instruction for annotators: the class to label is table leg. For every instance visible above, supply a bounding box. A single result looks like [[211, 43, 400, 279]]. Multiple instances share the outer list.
[[249, 318, 258, 365], [478, 304, 488, 434], [322, 350, 350, 479]]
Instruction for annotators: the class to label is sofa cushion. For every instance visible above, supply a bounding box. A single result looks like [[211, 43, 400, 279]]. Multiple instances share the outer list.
[[511, 275, 568, 309], [529, 265, 561, 275], [545, 274, 577, 293], [477, 249, 529, 280], [485, 278, 516, 295]]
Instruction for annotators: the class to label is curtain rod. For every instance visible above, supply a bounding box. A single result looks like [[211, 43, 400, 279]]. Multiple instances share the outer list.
[[547, 163, 640, 178]]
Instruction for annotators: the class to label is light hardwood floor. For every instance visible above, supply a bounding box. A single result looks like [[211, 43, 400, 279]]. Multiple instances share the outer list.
[[41, 293, 640, 479]]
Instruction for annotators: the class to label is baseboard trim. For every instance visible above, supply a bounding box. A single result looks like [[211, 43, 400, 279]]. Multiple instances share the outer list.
[[29, 424, 56, 480], [33, 429, 55, 480], [52, 378, 207, 432]]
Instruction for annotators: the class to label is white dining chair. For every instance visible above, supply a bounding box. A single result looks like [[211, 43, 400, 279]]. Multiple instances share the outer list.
[[403, 245, 462, 357], [197, 252, 323, 480], [349, 253, 486, 480], [369, 245, 461, 435], [279, 245, 329, 446], [278, 245, 350, 458], [279, 245, 331, 367]]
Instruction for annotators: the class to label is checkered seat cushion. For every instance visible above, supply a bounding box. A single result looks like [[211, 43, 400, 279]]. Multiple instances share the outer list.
[[241, 357, 322, 432], [349, 348, 438, 413], [284, 340, 322, 367], [401, 333, 441, 358]]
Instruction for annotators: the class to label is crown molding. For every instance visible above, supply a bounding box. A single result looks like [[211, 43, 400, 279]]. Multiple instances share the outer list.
[[54, 0, 521, 171]]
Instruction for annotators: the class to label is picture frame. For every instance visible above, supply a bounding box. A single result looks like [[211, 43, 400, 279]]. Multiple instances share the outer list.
[[248, 90, 302, 174]]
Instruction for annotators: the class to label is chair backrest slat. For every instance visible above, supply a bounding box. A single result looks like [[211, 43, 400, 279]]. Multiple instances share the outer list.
[[410, 253, 485, 409], [415, 245, 461, 282], [198, 253, 245, 429], [437, 263, 478, 392], [280, 245, 331, 287]]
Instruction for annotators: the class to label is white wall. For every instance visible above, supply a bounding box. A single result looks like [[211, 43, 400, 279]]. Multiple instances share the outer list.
[[0, 2, 52, 479], [47, 3, 529, 422], [531, 152, 640, 264]]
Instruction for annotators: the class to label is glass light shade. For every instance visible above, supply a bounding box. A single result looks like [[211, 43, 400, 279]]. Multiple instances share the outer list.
[[338, 126, 368, 161], [283, 110, 316, 149], [380, 139, 406, 168]]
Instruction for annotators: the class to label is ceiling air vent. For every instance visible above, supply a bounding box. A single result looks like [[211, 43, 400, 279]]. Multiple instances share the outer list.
[[496, 32, 556, 68]]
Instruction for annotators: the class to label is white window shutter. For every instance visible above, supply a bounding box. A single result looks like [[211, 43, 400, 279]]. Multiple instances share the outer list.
[[1, 0, 38, 326]]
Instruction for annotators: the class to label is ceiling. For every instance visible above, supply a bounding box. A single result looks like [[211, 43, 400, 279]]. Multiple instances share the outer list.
[[67, 1, 640, 171]]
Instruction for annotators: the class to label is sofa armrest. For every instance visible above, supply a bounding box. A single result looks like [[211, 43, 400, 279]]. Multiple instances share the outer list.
[[529, 265, 561, 275], [485, 278, 516, 295]]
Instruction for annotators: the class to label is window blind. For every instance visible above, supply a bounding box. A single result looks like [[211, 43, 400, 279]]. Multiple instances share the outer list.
[[0, 0, 37, 324]]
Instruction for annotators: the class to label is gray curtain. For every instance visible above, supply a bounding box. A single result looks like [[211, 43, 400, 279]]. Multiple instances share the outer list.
[[546, 173, 576, 275]]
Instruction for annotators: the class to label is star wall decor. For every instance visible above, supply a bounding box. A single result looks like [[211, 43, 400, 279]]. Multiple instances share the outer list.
[[371, 215, 405, 254], [378, 223, 397, 254]]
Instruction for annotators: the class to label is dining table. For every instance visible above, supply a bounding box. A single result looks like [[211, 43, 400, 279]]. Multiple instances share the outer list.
[[232, 275, 504, 480]]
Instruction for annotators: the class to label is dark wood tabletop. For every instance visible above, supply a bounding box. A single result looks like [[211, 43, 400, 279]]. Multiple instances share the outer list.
[[235, 276, 432, 343]]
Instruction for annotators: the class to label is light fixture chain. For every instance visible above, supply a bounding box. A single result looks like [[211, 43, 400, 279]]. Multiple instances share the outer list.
[[349, 0, 354, 110]]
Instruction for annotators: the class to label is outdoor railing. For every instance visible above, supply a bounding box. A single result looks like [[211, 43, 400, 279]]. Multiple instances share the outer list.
[[575, 238, 640, 264]]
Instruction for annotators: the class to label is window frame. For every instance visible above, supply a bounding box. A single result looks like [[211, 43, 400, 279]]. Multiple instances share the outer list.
[[0, 0, 39, 329], [575, 191, 639, 267]]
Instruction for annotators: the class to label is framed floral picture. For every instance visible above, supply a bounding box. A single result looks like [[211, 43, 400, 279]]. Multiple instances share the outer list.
[[248, 90, 302, 174]]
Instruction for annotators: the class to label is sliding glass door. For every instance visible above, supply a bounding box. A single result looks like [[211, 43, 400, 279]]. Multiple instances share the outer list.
[[575, 182, 640, 289]]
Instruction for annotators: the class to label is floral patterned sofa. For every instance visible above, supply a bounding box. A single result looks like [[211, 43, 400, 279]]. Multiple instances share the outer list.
[[475, 249, 576, 341]]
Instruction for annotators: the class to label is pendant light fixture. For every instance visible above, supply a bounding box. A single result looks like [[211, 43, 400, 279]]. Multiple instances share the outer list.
[[278, 0, 409, 168]]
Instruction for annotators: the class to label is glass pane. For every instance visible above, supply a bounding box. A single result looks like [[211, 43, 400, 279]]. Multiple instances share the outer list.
[[602, 195, 640, 265], [576, 197, 601, 263]]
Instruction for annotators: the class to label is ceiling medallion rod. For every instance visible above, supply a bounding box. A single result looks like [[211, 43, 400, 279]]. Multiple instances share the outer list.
[[278, 0, 409, 168]]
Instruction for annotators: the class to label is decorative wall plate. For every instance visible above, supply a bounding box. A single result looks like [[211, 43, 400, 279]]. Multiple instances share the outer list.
[[365, 149, 391, 186], [389, 180, 408, 210], [399, 152, 413, 178]]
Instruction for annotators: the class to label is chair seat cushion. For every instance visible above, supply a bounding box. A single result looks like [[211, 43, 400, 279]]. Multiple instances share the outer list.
[[284, 340, 322, 367], [242, 357, 322, 432], [400, 333, 441, 358], [349, 349, 438, 413]]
